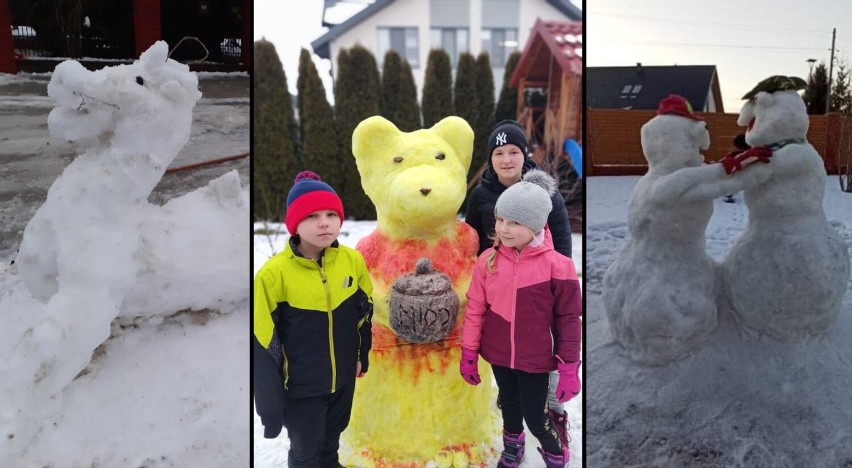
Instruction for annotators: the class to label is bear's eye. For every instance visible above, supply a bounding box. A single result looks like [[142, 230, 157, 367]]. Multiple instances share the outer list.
[[135, 76, 144, 86], [435, 153, 445, 160], [393, 156, 403, 163]]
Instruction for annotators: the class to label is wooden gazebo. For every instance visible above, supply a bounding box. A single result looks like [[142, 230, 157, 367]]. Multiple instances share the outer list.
[[510, 18, 583, 165]]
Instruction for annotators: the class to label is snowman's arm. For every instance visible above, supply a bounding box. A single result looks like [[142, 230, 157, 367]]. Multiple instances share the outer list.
[[652, 162, 773, 204]]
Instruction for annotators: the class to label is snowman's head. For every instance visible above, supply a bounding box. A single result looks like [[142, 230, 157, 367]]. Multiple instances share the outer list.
[[641, 114, 710, 172], [46, 41, 201, 143], [737, 90, 808, 147]]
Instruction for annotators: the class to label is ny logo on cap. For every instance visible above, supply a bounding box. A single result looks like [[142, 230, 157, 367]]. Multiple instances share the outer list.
[[496, 132, 507, 145]]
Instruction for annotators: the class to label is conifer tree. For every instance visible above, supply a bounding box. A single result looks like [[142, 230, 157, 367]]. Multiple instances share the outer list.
[[422, 49, 453, 128], [473, 52, 495, 178], [296, 48, 341, 199], [380, 50, 420, 131], [494, 51, 521, 123], [381, 50, 404, 126], [453, 52, 478, 126], [805, 62, 829, 114], [253, 39, 299, 223], [335, 45, 381, 219], [830, 60, 852, 114], [398, 60, 421, 130]]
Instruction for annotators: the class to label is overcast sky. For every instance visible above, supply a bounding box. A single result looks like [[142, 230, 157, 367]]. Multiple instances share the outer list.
[[255, 0, 371, 104], [586, 0, 852, 113]]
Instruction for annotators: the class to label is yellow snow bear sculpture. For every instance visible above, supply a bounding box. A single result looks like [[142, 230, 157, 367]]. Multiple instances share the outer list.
[[343, 116, 497, 467]]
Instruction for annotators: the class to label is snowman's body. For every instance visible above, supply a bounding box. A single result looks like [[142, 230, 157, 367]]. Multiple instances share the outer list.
[[723, 91, 850, 340], [603, 114, 720, 365]]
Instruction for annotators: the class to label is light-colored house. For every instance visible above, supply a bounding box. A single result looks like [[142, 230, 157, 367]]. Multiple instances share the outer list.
[[311, 0, 581, 98]]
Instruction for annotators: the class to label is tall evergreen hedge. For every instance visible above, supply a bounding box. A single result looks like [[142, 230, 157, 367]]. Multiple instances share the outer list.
[[473, 52, 495, 178], [453, 52, 478, 125], [494, 51, 521, 123], [381, 50, 421, 131], [253, 39, 299, 223], [335, 45, 381, 220], [422, 49, 453, 128], [296, 48, 342, 207], [398, 60, 421, 131]]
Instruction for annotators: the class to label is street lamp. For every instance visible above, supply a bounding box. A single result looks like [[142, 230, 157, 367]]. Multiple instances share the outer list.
[[807, 58, 817, 79]]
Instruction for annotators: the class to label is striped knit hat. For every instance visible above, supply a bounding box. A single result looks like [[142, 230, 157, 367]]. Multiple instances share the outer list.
[[284, 171, 344, 235]]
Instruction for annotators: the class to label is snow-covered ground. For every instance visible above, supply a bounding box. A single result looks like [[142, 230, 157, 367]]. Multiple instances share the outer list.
[[253, 222, 583, 468], [0, 63, 249, 466], [586, 176, 852, 467]]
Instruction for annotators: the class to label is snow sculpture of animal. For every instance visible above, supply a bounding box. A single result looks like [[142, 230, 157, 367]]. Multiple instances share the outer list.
[[344, 116, 495, 467], [1, 41, 202, 439], [722, 79, 850, 340], [16, 40, 201, 302]]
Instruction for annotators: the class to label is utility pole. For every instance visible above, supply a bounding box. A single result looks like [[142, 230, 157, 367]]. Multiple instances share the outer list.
[[827, 27, 836, 114]]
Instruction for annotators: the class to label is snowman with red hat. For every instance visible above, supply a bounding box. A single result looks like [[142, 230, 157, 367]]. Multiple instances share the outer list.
[[603, 95, 722, 365], [721, 76, 850, 341]]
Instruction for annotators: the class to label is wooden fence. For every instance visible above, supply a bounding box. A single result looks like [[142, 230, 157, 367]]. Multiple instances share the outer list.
[[587, 108, 850, 176]]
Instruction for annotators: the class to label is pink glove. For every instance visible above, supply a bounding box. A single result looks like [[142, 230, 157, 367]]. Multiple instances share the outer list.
[[555, 360, 581, 402], [459, 347, 481, 386]]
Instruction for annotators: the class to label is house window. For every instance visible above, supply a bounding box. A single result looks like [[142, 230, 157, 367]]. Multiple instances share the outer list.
[[620, 84, 643, 98], [431, 28, 468, 67], [481, 28, 518, 67], [378, 27, 419, 68]]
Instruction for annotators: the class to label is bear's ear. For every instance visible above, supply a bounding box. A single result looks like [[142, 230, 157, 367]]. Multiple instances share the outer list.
[[430, 116, 474, 170], [352, 116, 400, 162]]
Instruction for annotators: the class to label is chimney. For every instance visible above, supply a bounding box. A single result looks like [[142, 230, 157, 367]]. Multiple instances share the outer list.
[[636, 62, 642, 75]]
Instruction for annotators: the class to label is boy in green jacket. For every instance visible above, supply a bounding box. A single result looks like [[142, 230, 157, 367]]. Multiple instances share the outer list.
[[253, 171, 373, 468]]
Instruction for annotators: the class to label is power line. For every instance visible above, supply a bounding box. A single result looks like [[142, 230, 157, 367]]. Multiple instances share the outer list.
[[592, 11, 831, 38], [605, 38, 828, 52]]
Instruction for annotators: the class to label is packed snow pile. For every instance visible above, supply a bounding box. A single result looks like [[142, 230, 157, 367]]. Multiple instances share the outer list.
[[0, 41, 249, 465], [587, 177, 852, 467]]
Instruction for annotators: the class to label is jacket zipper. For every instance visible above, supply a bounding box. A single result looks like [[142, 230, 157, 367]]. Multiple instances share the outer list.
[[510, 250, 520, 368], [316, 259, 336, 393], [282, 349, 290, 389]]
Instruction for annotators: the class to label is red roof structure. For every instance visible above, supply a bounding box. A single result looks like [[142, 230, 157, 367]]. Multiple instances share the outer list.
[[509, 19, 583, 166], [511, 19, 582, 83]]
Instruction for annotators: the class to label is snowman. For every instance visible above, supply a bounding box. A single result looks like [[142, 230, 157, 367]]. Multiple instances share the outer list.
[[722, 76, 850, 341], [603, 95, 721, 365]]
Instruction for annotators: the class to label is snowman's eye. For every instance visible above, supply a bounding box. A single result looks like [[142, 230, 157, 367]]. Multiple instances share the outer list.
[[135, 76, 144, 86], [393, 156, 403, 163]]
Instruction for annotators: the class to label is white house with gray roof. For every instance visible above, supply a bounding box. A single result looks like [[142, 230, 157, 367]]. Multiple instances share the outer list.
[[311, 0, 581, 100]]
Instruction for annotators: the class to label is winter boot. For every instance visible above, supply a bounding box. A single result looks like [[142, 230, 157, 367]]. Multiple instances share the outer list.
[[547, 408, 570, 449], [538, 446, 570, 467], [496, 430, 525, 468]]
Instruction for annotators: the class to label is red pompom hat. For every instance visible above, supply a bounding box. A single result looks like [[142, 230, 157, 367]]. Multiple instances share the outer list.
[[657, 94, 704, 121], [284, 171, 344, 235]]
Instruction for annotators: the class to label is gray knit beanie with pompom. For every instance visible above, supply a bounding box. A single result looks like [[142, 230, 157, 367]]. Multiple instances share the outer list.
[[494, 169, 556, 233]]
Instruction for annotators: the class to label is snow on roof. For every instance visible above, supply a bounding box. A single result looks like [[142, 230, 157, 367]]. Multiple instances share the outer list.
[[511, 19, 583, 86]]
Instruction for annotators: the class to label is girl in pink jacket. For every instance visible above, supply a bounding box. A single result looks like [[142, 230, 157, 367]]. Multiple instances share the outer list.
[[460, 169, 582, 468]]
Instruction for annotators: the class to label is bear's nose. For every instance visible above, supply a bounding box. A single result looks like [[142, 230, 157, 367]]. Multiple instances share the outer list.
[[420, 188, 431, 196]]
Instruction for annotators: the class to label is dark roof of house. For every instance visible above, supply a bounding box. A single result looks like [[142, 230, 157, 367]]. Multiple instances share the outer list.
[[586, 65, 719, 111], [310, 0, 581, 60], [510, 19, 582, 86]]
